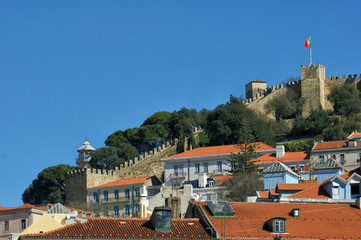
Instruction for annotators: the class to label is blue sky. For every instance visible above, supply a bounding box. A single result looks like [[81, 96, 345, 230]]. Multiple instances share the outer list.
[[1, 0, 360, 207]]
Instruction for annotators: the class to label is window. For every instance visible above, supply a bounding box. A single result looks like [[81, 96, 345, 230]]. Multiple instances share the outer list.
[[174, 165, 179, 176], [125, 189, 130, 200], [93, 192, 99, 203], [135, 187, 140, 199], [217, 162, 222, 173], [135, 204, 140, 213], [209, 181, 214, 187], [114, 190, 119, 202], [124, 205, 130, 217], [332, 186, 339, 195], [351, 183, 360, 195], [203, 163, 208, 173], [274, 220, 285, 233], [104, 207, 108, 217], [340, 154, 345, 165], [179, 165, 184, 176], [319, 155, 325, 163], [114, 206, 119, 217], [290, 166, 296, 172], [195, 163, 200, 173], [20, 219, 26, 230], [298, 165, 304, 172], [103, 191, 108, 203], [4, 220, 9, 231]]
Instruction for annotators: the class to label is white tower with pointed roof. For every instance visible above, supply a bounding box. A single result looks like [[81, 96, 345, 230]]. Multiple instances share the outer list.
[[76, 138, 95, 168]]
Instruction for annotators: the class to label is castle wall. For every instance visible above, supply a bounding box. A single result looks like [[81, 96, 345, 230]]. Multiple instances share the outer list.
[[65, 138, 179, 206], [246, 81, 267, 99], [286, 80, 301, 101]]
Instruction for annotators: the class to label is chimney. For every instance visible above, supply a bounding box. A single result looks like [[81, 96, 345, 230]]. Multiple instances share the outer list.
[[276, 145, 285, 158], [198, 172, 207, 188], [184, 184, 193, 198]]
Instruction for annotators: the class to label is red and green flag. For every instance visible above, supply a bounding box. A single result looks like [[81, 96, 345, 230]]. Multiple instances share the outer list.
[[304, 37, 311, 48]]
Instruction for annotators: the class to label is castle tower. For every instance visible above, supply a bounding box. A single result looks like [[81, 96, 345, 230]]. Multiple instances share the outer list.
[[301, 64, 326, 116], [245, 79, 267, 99], [76, 139, 95, 168]]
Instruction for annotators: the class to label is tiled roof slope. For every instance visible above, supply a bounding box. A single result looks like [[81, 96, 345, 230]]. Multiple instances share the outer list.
[[314, 140, 361, 150], [91, 176, 152, 189], [212, 175, 232, 187], [256, 151, 309, 164], [348, 131, 361, 139], [196, 201, 361, 239], [20, 218, 210, 239], [287, 168, 361, 199], [277, 180, 318, 191], [163, 142, 275, 160]]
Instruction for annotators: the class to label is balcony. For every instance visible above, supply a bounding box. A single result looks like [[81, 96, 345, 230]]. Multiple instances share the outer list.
[[170, 172, 187, 180]]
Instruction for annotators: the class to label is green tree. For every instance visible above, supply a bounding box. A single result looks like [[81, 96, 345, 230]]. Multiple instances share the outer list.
[[322, 125, 345, 141], [224, 121, 263, 202], [283, 140, 312, 152], [206, 96, 275, 146], [228, 121, 261, 174], [22, 164, 75, 204], [307, 110, 332, 134], [328, 84, 361, 117], [89, 147, 125, 170], [343, 113, 361, 134], [265, 95, 295, 120]]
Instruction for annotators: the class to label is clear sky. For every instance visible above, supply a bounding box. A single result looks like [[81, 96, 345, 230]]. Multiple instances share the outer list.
[[1, 0, 360, 207]]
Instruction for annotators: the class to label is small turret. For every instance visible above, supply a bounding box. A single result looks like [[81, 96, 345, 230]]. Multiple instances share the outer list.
[[76, 138, 95, 168]]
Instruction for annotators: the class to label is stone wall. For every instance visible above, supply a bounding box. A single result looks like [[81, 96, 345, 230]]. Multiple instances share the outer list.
[[65, 139, 179, 205], [243, 64, 361, 118]]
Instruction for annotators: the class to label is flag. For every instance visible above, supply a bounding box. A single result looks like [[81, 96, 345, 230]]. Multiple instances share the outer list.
[[304, 37, 311, 48]]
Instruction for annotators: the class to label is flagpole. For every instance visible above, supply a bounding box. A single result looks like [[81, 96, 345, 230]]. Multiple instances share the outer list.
[[309, 36, 312, 65]]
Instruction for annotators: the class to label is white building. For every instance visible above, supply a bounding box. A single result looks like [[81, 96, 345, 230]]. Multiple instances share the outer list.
[[161, 142, 275, 187]]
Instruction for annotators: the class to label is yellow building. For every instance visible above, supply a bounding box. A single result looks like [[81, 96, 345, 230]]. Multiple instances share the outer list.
[[87, 176, 162, 218]]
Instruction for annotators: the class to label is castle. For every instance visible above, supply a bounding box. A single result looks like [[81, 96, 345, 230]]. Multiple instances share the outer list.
[[244, 64, 361, 117]]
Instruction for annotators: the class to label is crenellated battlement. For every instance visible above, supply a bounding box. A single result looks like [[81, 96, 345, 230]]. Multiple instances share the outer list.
[[326, 74, 361, 82], [243, 84, 283, 104], [286, 80, 301, 87]]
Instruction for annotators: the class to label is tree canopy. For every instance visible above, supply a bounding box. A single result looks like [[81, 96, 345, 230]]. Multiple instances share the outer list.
[[22, 164, 75, 204], [328, 84, 361, 117]]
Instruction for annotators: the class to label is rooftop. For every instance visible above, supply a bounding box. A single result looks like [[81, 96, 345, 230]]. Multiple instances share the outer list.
[[91, 176, 153, 189], [196, 201, 361, 239], [162, 142, 275, 160], [277, 180, 318, 191], [313, 140, 361, 150], [256, 151, 309, 164], [20, 218, 210, 239]]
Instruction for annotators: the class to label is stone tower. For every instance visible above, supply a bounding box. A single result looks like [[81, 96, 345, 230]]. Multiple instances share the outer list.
[[245, 79, 267, 99], [76, 139, 95, 168], [301, 64, 326, 116]]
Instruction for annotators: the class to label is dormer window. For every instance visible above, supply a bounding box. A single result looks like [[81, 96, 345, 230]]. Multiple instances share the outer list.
[[274, 219, 285, 233], [265, 217, 286, 233], [292, 208, 300, 217]]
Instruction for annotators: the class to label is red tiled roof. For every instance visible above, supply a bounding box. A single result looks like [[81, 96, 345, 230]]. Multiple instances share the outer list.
[[277, 180, 317, 191], [257, 191, 269, 199], [338, 167, 361, 180], [314, 140, 361, 150], [21, 218, 210, 239], [256, 151, 309, 164], [211, 175, 232, 187], [285, 182, 330, 199], [163, 142, 275, 160], [270, 189, 279, 196], [91, 176, 152, 189], [196, 201, 361, 239], [0, 204, 38, 211], [347, 131, 361, 139]]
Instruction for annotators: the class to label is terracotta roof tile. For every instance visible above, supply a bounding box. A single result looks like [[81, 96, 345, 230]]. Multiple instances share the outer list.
[[314, 140, 361, 150], [257, 191, 269, 199], [91, 176, 152, 189], [163, 142, 275, 160], [285, 182, 330, 199], [277, 181, 318, 191], [347, 131, 361, 139], [196, 201, 361, 239], [270, 189, 279, 196], [211, 175, 232, 186], [256, 151, 309, 164], [21, 218, 210, 239]]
